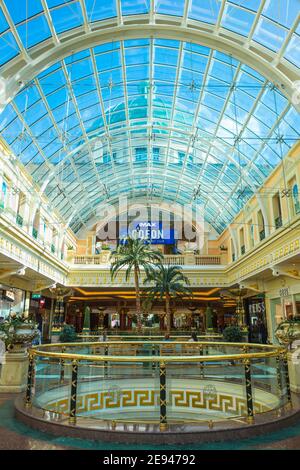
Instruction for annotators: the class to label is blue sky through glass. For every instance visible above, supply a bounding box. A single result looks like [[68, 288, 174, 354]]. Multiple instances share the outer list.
[[0, 1, 298, 233]]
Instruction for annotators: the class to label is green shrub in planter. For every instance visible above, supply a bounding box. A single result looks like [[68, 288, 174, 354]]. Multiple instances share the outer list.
[[59, 324, 77, 343], [223, 326, 243, 342]]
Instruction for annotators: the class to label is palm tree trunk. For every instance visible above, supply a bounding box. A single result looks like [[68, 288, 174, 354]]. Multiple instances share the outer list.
[[134, 267, 142, 332], [165, 293, 171, 335]]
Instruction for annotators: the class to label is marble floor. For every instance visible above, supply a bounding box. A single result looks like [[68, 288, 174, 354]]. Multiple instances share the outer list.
[[1, 393, 300, 450]]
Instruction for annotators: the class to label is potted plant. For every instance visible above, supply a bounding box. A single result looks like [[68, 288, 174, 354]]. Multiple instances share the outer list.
[[59, 324, 77, 343], [275, 316, 300, 348], [101, 244, 111, 251], [0, 312, 39, 352], [223, 325, 244, 342]]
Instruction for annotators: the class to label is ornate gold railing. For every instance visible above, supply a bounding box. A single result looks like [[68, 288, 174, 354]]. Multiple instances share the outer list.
[[25, 341, 291, 432]]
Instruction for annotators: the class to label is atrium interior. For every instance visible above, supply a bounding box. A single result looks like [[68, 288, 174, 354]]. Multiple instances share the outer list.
[[0, 0, 300, 452]]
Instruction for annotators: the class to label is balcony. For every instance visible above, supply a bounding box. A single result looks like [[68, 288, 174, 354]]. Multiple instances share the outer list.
[[275, 216, 283, 229], [72, 253, 222, 266]]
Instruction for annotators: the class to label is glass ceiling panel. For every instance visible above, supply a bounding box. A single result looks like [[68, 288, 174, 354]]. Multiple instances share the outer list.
[[0, 2, 298, 233], [0, 0, 298, 67]]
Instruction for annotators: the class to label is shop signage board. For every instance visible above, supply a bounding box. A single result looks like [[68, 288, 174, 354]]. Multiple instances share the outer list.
[[279, 287, 290, 297]]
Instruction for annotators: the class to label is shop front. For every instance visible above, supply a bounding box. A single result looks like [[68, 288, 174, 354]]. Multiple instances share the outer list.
[[29, 294, 55, 343], [0, 286, 25, 320], [245, 295, 268, 344], [265, 277, 300, 343]]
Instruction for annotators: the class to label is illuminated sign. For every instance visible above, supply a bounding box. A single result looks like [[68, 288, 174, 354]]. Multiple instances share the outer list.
[[32, 294, 41, 299], [120, 221, 175, 244], [3, 290, 15, 302]]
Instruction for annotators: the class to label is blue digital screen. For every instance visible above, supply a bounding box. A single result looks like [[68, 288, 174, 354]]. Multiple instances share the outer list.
[[119, 221, 175, 244]]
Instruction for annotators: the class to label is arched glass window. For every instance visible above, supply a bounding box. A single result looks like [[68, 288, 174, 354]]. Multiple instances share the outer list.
[[0, 180, 7, 209], [292, 184, 300, 214]]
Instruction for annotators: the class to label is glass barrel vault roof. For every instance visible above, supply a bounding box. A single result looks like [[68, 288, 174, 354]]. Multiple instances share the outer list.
[[0, 1, 299, 234]]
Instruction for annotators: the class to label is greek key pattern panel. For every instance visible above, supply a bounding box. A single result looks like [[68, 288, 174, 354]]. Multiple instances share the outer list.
[[45, 389, 270, 415]]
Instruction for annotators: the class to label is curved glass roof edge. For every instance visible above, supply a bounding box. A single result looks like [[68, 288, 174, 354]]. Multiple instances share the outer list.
[[0, 1, 299, 234], [0, 1, 299, 69]]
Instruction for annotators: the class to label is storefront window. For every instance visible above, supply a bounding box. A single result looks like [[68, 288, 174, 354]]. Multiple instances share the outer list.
[[294, 294, 300, 316], [246, 296, 267, 343], [0, 180, 7, 209], [0, 287, 25, 320], [292, 183, 300, 214]]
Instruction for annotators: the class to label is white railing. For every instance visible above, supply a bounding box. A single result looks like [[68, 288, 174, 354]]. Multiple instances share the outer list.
[[161, 255, 185, 265], [73, 252, 111, 264], [72, 253, 222, 266], [195, 255, 221, 265]]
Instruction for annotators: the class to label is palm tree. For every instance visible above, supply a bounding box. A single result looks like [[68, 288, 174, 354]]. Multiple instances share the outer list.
[[144, 264, 193, 334], [110, 238, 163, 331]]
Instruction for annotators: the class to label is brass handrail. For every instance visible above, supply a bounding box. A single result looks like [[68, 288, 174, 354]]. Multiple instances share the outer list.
[[29, 341, 285, 363], [25, 340, 291, 430], [34, 340, 280, 349]]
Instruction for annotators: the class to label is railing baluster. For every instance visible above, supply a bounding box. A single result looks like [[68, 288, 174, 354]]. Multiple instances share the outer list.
[[69, 360, 78, 424], [276, 354, 282, 403], [59, 346, 65, 384], [199, 345, 204, 378], [104, 345, 108, 378], [159, 361, 167, 431], [244, 358, 254, 424], [25, 353, 35, 408], [282, 351, 292, 409]]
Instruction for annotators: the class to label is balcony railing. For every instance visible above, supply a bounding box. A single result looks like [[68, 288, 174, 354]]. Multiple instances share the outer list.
[[72, 253, 222, 266], [195, 255, 221, 265], [241, 245, 246, 255], [162, 255, 185, 265]]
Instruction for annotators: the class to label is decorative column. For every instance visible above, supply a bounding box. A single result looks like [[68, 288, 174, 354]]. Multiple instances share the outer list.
[[48, 287, 73, 328], [127, 312, 133, 331], [48, 297, 55, 343], [205, 306, 214, 333], [83, 306, 91, 334], [98, 307, 106, 332]]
